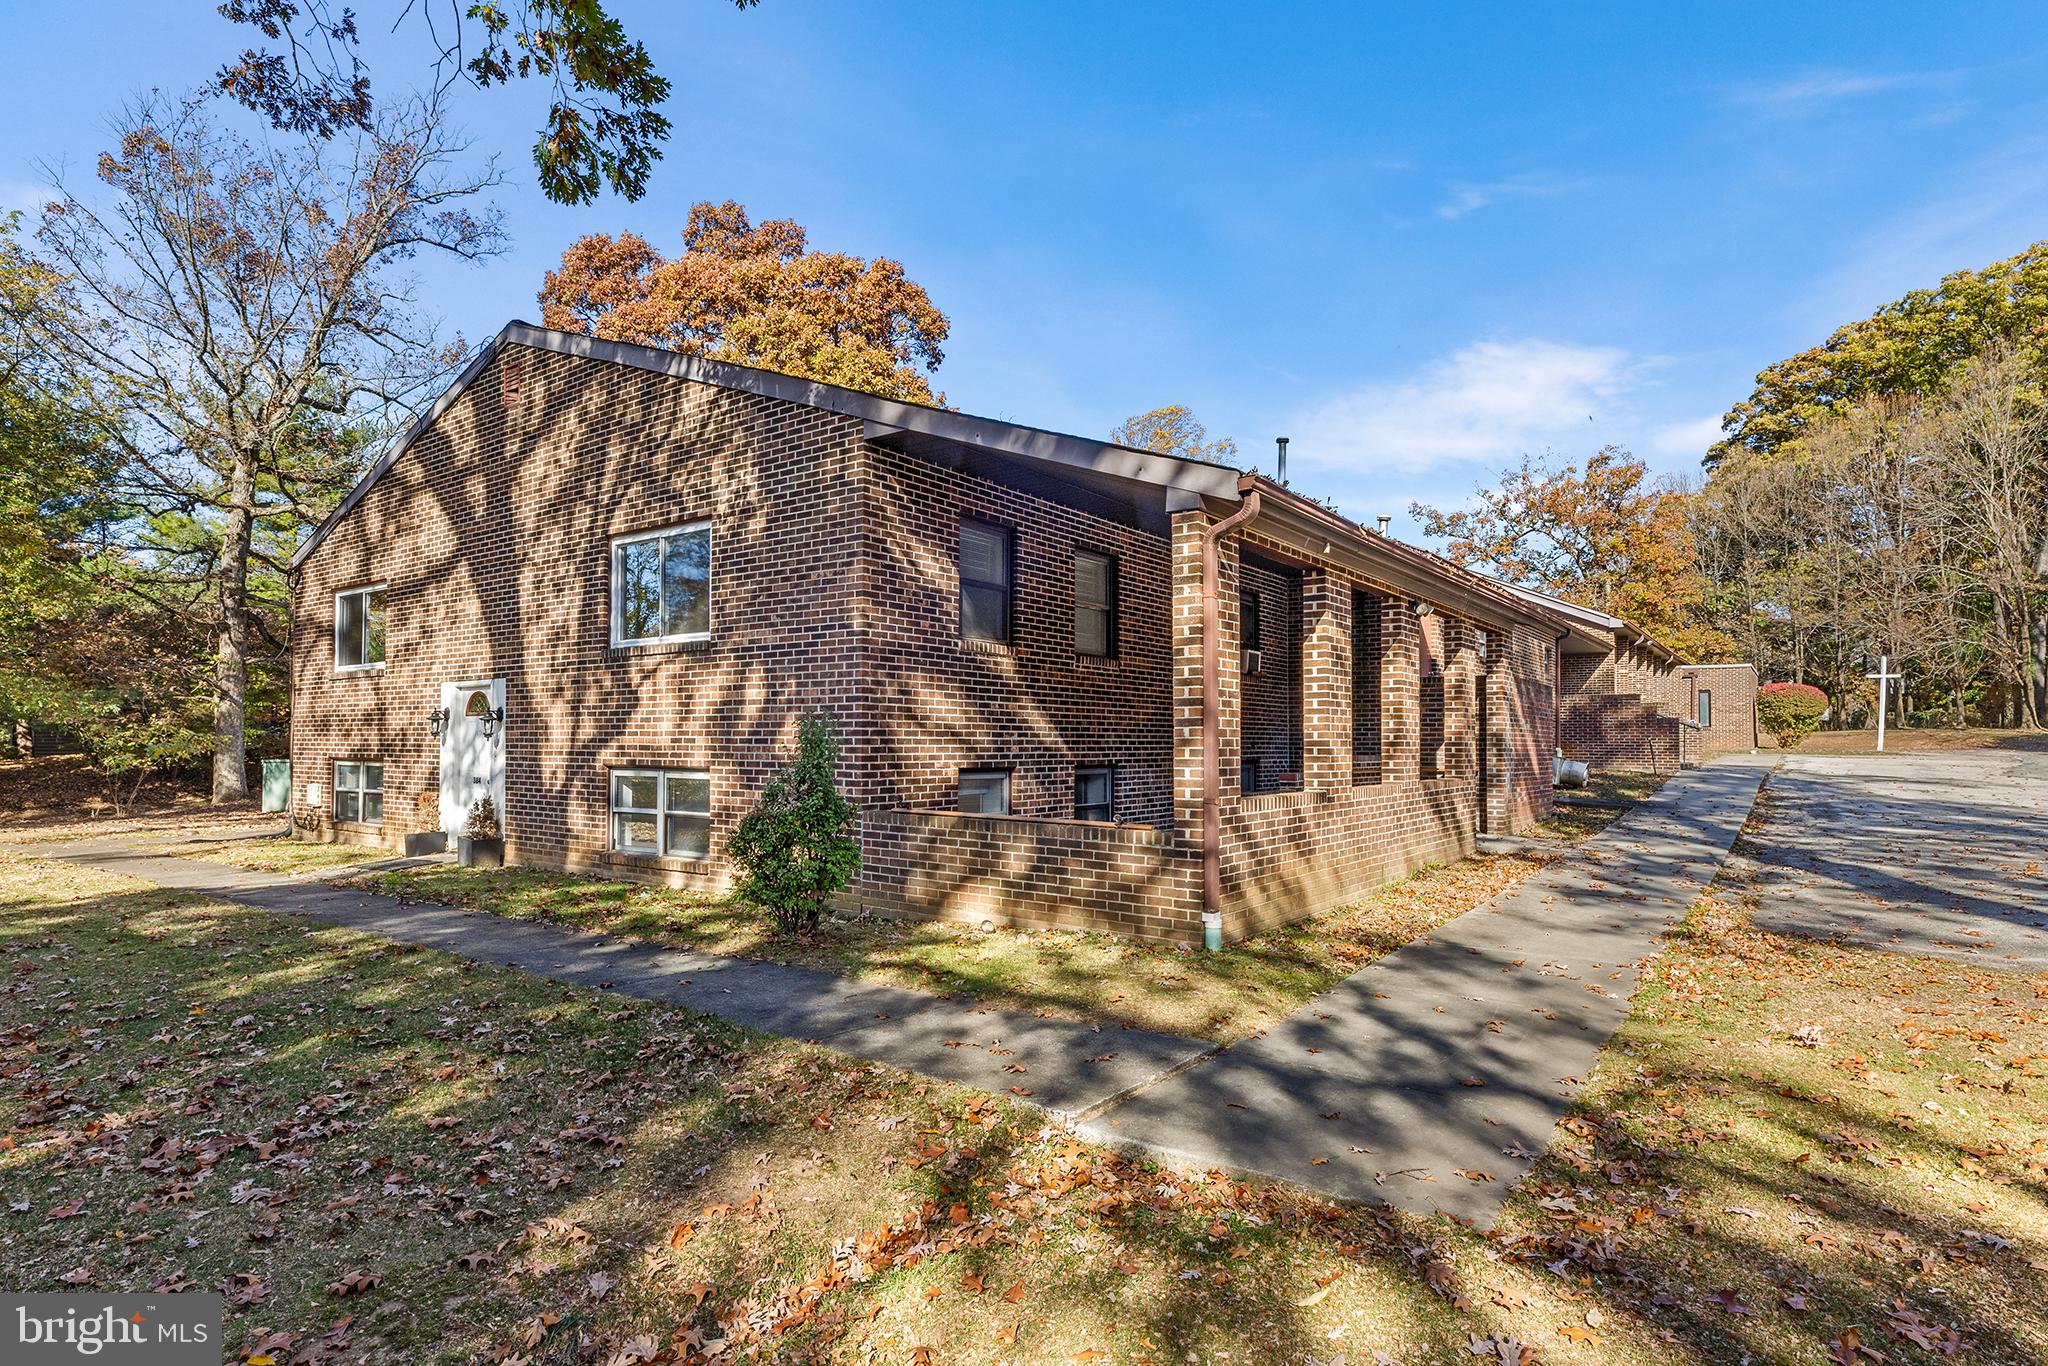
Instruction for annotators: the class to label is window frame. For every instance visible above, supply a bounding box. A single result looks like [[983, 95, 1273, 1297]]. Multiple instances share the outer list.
[[956, 767, 1012, 816], [607, 766, 712, 861], [609, 521, 714, 648], [1073, 548, 1118, 657], [1697, 688, 1713, 729], [1073, 764, 1114, 822], [333, 759, 385, 825], [958, 517, 1015, 645], [1240, 587, 1262, 655], [333, 585, 388, 673]]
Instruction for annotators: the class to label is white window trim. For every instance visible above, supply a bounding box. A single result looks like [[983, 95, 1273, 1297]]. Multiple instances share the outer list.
[[610, 521, 713, 647], [333, 758, 385, 826], [333, 584, 388, 674], [608, 765, 712, 860]]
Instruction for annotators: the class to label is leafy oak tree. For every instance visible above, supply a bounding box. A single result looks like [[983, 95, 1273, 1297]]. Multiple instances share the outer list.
[[212, 0, 760, 204], [27, 95, 503, 801], [539, 201, 950, 403], [1110, 405, 1239, 462], [1412, 446, 1726, 658]]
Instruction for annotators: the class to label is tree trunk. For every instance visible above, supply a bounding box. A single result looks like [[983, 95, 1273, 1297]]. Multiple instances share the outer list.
[[212, 453, 257, 803]]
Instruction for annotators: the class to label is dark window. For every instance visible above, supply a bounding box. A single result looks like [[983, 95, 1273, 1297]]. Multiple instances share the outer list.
[[957, 769, 1011, 815], [1241, 588, 1262, 662], [1697, 689, 1712, 728], [1074, 550, 1116, 656], [1351, 590, 1382, 772], [959, 519, 1012, 643], [1074, 766, 1113, 822], [1239, 759, 1258, 795]]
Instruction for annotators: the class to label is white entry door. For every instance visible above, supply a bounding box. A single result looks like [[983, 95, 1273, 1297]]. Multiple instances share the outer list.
[[439, 679, 507, 838]]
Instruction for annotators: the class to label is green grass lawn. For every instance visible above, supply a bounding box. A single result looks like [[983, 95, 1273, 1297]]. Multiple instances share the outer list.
[[5, 846, 2044, 1363], [179, 834, 407, 874], [337, 848, 1559, 1043]]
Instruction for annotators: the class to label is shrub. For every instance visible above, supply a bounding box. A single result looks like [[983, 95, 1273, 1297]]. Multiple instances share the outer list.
[[1758, 682, 1829, 749], [727, 711, 860, 935], [465, 796, 501, 840]]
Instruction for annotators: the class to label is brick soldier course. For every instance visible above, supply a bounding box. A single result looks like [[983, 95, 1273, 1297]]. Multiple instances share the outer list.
[[290, 322, 1568, 944]]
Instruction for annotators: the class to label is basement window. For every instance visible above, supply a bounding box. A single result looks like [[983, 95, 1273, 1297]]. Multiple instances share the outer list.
[[957, 769, 1011, 815], [612, 523, 711, 646], [334, 586, 387, 671], [333, 761, 384, 824], [610, 768, 711, 859], [1074, 766, 1114, 822]]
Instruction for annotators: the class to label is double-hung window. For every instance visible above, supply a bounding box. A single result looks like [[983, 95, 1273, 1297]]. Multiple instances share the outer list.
[[612, 523, 711, 646], [957, 769, 1011, 815], [335, 586, 386, 670], [610, 769, 712, 859], [1074, 766, 1113, 822], [334, 761, 384, 824], [959, 519, 1013, 644], [1074, 550, 1116, 656]]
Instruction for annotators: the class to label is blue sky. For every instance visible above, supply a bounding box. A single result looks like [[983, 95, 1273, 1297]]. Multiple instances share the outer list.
[[6, 2, 2047, 537]]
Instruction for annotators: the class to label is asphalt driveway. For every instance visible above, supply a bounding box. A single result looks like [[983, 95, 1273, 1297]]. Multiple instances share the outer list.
[[1746, 747, 2048, 970]]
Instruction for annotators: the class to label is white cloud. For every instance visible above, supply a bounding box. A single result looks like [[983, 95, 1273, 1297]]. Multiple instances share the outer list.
[[1288, 339, 1640, 476], [1435, 173, 1588, 221], [1648, 414, 1727, 459], [1723, 69, 1908, 118]]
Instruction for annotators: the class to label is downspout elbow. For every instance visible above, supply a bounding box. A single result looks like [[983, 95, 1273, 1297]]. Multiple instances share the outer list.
[[1199, 488, 1262, 952]]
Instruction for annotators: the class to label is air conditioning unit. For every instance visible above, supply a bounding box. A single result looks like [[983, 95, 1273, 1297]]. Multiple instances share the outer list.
[[1243, 648, 1264, 675]]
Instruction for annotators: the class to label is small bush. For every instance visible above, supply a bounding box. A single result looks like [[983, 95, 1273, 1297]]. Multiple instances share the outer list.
[[1758, 682, 1829, 749], [727, 711, 860, 935], [465, 796, 501, 840]]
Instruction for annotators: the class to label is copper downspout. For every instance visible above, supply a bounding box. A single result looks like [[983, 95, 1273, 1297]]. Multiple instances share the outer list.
[[1200, 487, 1262, 950]]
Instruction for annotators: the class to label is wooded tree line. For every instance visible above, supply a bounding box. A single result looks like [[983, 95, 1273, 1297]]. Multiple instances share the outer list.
[[1695, 244, 2048, 729], [1419, 243, 2048, 731]]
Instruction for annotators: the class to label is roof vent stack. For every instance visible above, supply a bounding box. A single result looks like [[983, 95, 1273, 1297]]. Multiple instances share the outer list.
[[1275, 436, 1289, 487], [1376, 515, 1392, 536]]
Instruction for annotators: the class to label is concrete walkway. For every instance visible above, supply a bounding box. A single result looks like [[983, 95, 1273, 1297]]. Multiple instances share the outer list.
[[41, 843, 1211, 1119], [33, 761, 1768, 1228], [1081, 759, 1771, 1227], [1746, 749, 2048, 970]]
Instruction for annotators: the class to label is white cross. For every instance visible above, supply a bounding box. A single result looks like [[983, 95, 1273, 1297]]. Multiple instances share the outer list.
[[1864, 653, 1903, 751]]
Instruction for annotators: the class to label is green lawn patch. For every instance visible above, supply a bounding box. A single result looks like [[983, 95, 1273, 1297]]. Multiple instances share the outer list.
[[5, 843, 2043, 1363], [343, 849, 1559, 1043]]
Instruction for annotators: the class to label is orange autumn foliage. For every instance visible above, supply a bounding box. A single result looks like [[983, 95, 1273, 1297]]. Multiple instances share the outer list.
[[538, 200, 950, 403]]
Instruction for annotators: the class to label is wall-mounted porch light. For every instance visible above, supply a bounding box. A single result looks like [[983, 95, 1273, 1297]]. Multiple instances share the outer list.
[[427, 705, 450, 739]]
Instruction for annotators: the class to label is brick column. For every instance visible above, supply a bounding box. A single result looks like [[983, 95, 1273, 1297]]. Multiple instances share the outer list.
[[1300, 568, 1352, 790], [1483, 634, 1512, 832], [1172, 510, 1244, 817], [1443, 617, 1480, 781], [1380, 595, 1421, 782]]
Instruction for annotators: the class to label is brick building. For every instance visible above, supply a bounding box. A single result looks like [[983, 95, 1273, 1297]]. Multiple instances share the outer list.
[[1501, 585, 1756, 772], [288, 323, 1565, 944]]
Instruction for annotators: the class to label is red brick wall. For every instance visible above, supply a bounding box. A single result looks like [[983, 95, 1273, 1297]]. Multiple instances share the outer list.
[[292, 339, 1562, 945], [1684, 664, 1759, 756], [290, 343, 865, 877], [850, 442, 1177, 824]]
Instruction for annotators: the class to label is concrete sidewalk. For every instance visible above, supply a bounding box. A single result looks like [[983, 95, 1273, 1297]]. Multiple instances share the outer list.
[[37, 760, 1766, 1228], [1080, 759, 1771, 1227], [44, 844, 1211, 1119]]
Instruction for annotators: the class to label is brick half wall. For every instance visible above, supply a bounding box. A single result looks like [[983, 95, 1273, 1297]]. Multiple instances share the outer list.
[[858, 808, 1202, 943]]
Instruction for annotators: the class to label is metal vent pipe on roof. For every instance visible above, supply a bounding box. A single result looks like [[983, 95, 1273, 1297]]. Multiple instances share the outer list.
[[1377, 515, 1391, 536], [1275, 436, 1289, 486]]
